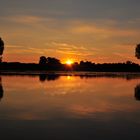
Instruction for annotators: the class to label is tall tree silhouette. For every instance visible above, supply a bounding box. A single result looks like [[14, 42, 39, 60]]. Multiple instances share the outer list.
[[0, 38, 4, 62], [135, 84, 140, 101], [39, 56, 47, 65], [0, 77, 3, 101], [135, 44, 140, 59]]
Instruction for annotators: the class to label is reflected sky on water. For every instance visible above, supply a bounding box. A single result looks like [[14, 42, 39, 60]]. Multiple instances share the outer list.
[[0, 74, 140, 139], [0, 74, 140, 120]]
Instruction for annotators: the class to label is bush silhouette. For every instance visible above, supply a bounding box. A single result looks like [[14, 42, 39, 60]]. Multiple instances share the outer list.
[[39, 56, 47, 65]]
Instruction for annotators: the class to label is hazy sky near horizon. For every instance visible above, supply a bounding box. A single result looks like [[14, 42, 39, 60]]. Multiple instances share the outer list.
[[0, 0, 140, 63]]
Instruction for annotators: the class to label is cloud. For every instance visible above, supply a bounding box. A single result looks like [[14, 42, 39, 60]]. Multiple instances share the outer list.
[[45, 42, 94, 57], [6, 44, 46, 54], [0, 15, 50, 25], [50, 42, 87, 50], [70, 23, 140, 38]]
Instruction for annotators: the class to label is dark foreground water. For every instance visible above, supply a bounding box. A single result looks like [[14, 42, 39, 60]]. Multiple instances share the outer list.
[[0, 73, 140, 140]]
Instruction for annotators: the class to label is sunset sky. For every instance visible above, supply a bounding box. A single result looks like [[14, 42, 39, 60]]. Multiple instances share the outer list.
[[1, 0, 140, 63]]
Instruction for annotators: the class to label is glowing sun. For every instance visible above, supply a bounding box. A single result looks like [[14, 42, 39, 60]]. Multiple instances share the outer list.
[[66, 59, 73, 65]]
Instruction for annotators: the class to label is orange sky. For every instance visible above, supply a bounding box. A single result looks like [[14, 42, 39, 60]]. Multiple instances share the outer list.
[[1, 0, 140, 64]]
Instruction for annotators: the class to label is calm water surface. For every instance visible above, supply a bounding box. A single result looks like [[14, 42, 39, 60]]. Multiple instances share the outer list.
[[0, 74, 140, 140]]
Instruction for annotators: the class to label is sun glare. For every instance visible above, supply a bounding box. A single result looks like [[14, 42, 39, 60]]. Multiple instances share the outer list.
[[66, 59, 73, 65]]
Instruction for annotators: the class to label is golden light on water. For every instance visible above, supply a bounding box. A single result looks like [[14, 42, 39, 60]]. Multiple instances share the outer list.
[[67, 76, 72, 80]]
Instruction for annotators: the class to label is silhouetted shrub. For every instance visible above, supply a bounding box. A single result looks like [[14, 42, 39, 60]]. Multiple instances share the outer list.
[[39, 56, 47, 65]]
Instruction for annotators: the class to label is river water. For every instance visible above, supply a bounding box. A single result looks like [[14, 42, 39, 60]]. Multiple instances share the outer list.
[[0, 73, 140, 140]]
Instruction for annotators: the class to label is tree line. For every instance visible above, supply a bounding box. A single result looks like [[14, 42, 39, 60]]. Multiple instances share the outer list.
[[0, 37, 140, 72]]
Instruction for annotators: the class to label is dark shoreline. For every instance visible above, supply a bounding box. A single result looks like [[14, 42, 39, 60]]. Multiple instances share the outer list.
[[1, 61, 140, 73]]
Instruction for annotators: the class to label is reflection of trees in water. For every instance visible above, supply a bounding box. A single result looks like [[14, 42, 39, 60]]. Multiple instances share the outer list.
[[135, 84, 140, 101], [0, 77, 3, 100], [39, 74, 60, 82]]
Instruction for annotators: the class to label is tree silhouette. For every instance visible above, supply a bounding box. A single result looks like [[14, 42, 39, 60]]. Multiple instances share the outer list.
[[39, 56, 47, 65], [135, 84, 140, 101], [135, 44, 140, 59], [46, 57, 61, 70], [0, 77, 3, 101], [46, 57, 61, 65], [0, 38, 4, 62]]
